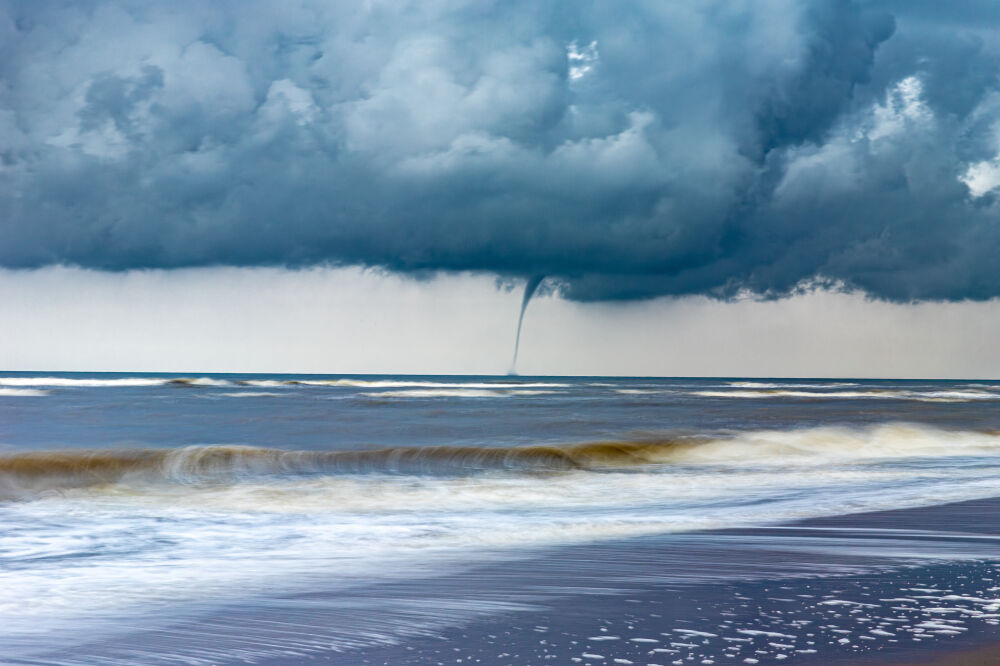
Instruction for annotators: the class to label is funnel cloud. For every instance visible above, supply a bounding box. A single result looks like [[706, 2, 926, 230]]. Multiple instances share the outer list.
[[1, 1, 1000, 302], [510, 275, 544, 373]]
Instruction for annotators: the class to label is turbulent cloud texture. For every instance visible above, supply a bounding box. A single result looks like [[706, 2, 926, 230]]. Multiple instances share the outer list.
[[1, 0, 999, 301]]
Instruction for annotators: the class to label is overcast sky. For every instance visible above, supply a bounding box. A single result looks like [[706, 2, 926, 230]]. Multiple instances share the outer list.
[[2, 1, 1000, 376]]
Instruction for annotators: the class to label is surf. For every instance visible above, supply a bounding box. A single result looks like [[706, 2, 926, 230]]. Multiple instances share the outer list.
[[5, 423, 1000, 498]]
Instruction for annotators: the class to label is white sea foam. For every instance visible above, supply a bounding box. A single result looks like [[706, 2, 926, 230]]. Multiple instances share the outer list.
[[727, 382, 859, 389], [289, 379, 568, 389], [171, 377, 231, 387], [0, 376, 561, 390], [631, 424, 1000, 466], [0, 388, 48, 397], [694, 389, 1000, 402], [0, 377, 169, 387], [0, 376, 231, 388], [919, 390, 1000, 400], [0, 376, 569, 391], [615, 389, 668, 395], [365, 389, 556, 398]]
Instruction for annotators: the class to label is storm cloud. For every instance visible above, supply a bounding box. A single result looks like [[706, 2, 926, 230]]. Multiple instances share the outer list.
[[1, 0, 999, 301]]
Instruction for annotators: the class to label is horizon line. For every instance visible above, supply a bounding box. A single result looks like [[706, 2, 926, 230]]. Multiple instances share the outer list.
[[2, 369, 999, 382]]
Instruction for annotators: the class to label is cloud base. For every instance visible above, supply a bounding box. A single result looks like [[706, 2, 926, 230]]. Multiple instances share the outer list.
[[2, 0, 999, 302]]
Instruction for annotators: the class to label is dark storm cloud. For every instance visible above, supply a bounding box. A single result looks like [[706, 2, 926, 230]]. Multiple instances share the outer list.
[[1, 0, 999, 301]]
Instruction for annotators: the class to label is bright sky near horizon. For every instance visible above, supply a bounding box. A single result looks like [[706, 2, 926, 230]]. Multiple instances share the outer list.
[[3, 267, 999, 378]]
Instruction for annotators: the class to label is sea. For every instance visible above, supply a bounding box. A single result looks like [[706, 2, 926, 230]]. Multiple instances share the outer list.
[[4, 373, 1000, 665]]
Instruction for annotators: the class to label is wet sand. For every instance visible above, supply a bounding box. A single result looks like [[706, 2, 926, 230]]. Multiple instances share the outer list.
[[346, 497, 1000, 665]]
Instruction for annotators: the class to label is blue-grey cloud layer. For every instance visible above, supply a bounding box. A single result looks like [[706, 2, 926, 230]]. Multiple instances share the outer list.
[[1, 0, 999, 301]]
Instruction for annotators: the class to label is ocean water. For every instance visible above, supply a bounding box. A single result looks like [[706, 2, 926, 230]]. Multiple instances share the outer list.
[[4, 373, 1000, 665]]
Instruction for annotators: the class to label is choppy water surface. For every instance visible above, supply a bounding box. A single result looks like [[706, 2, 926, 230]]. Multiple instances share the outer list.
[[4, 374, 1000, 664]]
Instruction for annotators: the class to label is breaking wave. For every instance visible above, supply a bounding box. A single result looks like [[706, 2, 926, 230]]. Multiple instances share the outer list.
[[244, 379, 568, 389], [694, 389, 1000, 402], [0, 376, 231, 388], [615, 388, 668, 395], [727, 381, 860, 388], [0, 441, 668, 494], [4, 424, 1000, 498], [0, 377, 171, 387], [365, 389, 557, 398], [0, 376, 569, 390], [167, 377, 232, 387], [0, 388, 48, 397]]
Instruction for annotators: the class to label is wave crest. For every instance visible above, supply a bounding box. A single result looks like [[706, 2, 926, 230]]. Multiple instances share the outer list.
[[0, 388, 48, 397], [695, 389, 1000, 402], [4, 424, 1000, 498]]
